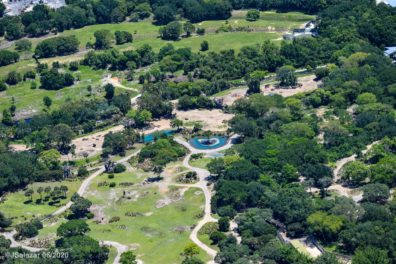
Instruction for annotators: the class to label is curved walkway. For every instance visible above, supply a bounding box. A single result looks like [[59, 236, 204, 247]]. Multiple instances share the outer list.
[[306, 141, 380, 202], [173, 135, 238, 264], [2, 150, 141, 264]]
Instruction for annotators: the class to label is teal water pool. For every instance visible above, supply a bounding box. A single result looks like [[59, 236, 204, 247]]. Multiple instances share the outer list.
[[142, 130, 176, 143], [189, 136, 228, 150]]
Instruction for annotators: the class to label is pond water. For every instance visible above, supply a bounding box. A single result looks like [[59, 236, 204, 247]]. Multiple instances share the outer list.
[[189, 136, 228, 150], [142, 130, 175, 143]]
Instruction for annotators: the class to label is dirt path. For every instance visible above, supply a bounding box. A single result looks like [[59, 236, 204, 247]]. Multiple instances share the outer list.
[[333, 141, 380, 182], [174, 135, 238, 264], [306, 140, 381, 203], [62, 125, 125, 161], [54, 149, 141, 216], [1, 150, 142, 264], [229, 219, 242, 244], [102, 75, 139, 92], [101, 240, 130, 264]]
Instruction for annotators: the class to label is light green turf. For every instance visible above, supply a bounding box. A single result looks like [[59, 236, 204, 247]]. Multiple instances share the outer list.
[[0, 11, 314, 116], [0, 179, 82, 224], [0, 65, 105, 115], [18, 11, 312, 50], [190, 157, 211, 169], [106, 246, 118, 264], [85, 169, 209, 263]]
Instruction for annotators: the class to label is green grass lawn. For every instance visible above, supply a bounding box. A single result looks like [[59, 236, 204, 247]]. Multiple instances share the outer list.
[[0, 179, 82, 225], [0, 65, 105, 116], [190, 157, 212, 169], [0, 11, 313, 117], [85, 169, 209, 263], [197, 222, 220, 252], [15, 11, 312, 51], [106, 246, 118, 264]]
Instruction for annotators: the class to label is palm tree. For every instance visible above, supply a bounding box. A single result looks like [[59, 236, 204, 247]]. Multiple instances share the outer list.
[[153, 165, 164, 178], [44, 186, 52, 198], [24, 189, 34, 202], [60, 185, 68, 198], [37, 187, 44, 200]]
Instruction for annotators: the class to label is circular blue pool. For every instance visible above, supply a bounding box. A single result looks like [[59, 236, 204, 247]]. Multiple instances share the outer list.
[[189, 136, 228, 150]]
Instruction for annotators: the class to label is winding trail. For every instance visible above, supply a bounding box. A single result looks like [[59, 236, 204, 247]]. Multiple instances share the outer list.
[[2, 135, 238, 263], [2, 149, 141, 263], [306, 140, 380, 202], [174, 135, 239, 264]]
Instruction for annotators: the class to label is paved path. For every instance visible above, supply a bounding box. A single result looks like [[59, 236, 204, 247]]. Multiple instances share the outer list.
[[306, 140, 380, 202], [173, 135, 238, 264], [2, 150, 141, 264], [53, 149, 141, 216], [229, 219, 242, 244], [101, 240, 129, 264]]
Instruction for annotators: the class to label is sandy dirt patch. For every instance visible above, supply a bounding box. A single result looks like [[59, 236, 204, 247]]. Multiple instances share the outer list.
[[175, 109, 234, 131], [262, 75, 321, 97], [9, 144, 31, 152], [91, 205, 107, 224], [102, 75, 138, 92], [61, 125, 124, 161], [140, 119, 171, 134], [213, 88, 247, 106]]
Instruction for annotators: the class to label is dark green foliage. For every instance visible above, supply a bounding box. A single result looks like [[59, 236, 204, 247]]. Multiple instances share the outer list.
[[103, 129, 138, 156], [0, 2, 5, 17], [139, 138, 186, 166], [104, 83, 115, 100], [15, 39, 32, 51], [69, 61, 79, 71], [0, 212, 11, 229], [200, 40, 209, 51], [94, 30, 113, 50], [114, 163, 126, 173], [246, 10, 260, 21], [154, 5, 175, 25], [5, 71, 21, 85], [55, 235, 109, 263], [178, 95, 216, 110], [276, 65, 297, 87], [0, 50, 19, 66], [210, 231, 227, 244], [15, 219, 43, 240], [362, 183, 390, 204], [159, 21, 182, 41], [40, 69, 74, 90], [196, 28, 205, 35], [218, 217, 229, 232], [0, 81, 7, 92], [70, 194, 92, 218], [34, 36, 79, 58], [57, 219, 90, 237], [77, 166, 89, 177], [120, 251, 137, 264], [115, 30, 133, 45]]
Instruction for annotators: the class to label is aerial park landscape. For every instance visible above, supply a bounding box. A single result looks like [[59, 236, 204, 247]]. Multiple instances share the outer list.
[[0, 0, 396, 264]]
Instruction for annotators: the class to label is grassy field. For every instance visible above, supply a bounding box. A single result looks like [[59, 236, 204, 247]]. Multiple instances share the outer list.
[[0, 179, 82, 225], [0, 11, 313, 117], [190, 157, 211, 169], [13, 10, 312, 51], [84, 169, 209, 263], [0, 66, 108, 116], [197, 222, 220, 251], [106, 246, 118, 264]]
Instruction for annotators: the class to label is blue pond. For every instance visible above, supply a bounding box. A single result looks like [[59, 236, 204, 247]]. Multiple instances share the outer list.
[[189, 136, 228, 150], [142, 130, 175, 143]]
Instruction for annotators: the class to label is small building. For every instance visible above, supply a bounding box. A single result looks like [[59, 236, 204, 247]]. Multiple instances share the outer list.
[[384, 47, 396, 62], [283, 20, 317, 40]]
